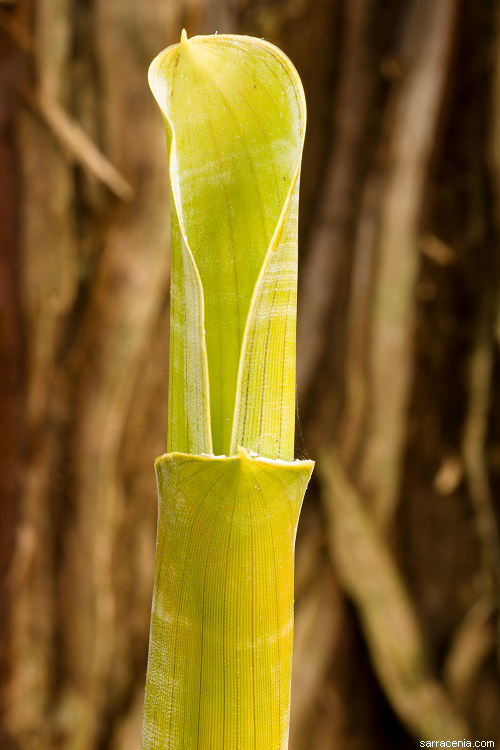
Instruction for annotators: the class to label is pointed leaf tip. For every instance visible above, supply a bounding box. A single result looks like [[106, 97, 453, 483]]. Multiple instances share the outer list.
[[149, 34, 306, 458]]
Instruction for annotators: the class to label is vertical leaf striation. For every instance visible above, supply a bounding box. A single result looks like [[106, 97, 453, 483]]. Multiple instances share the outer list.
[[142, 450, 313, 750], [149, 32, 306, 458], [144, 32, 313, 750]]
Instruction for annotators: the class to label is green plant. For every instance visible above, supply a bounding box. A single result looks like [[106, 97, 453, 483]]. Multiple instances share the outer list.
[[142, 31, 313, 749]]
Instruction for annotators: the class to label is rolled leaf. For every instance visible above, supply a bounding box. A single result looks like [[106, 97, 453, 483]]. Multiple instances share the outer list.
[[143, 31, 313, 750], [148, 31, 306, 459]]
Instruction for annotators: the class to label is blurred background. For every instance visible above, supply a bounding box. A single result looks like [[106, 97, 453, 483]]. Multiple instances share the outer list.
[[2, 0, 500, 747]]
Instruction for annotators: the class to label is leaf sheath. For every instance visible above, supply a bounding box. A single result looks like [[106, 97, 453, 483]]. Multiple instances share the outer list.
[[142, 449, 314, 750]]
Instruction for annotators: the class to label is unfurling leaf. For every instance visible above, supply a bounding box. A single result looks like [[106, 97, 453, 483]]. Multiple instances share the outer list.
[[142, 32, 313, 750], [148, 30, 306, 460]]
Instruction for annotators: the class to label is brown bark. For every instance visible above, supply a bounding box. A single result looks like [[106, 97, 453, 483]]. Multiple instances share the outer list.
[[2, 0, 500, 748]]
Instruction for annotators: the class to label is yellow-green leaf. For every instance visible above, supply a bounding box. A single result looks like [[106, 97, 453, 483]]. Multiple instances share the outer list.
[[148, 32, 306, 458], [143, 32, 313, 750], [142, 449, 314, 750]]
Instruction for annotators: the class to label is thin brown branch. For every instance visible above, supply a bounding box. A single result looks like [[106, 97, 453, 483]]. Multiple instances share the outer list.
[[23, 87, 134, 201], [359, 0, 458, 528], [297, 0, 374, 401], [443, 598, 494, 708], [461, 304, 500, 666], [319, 450, 469, 742]]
